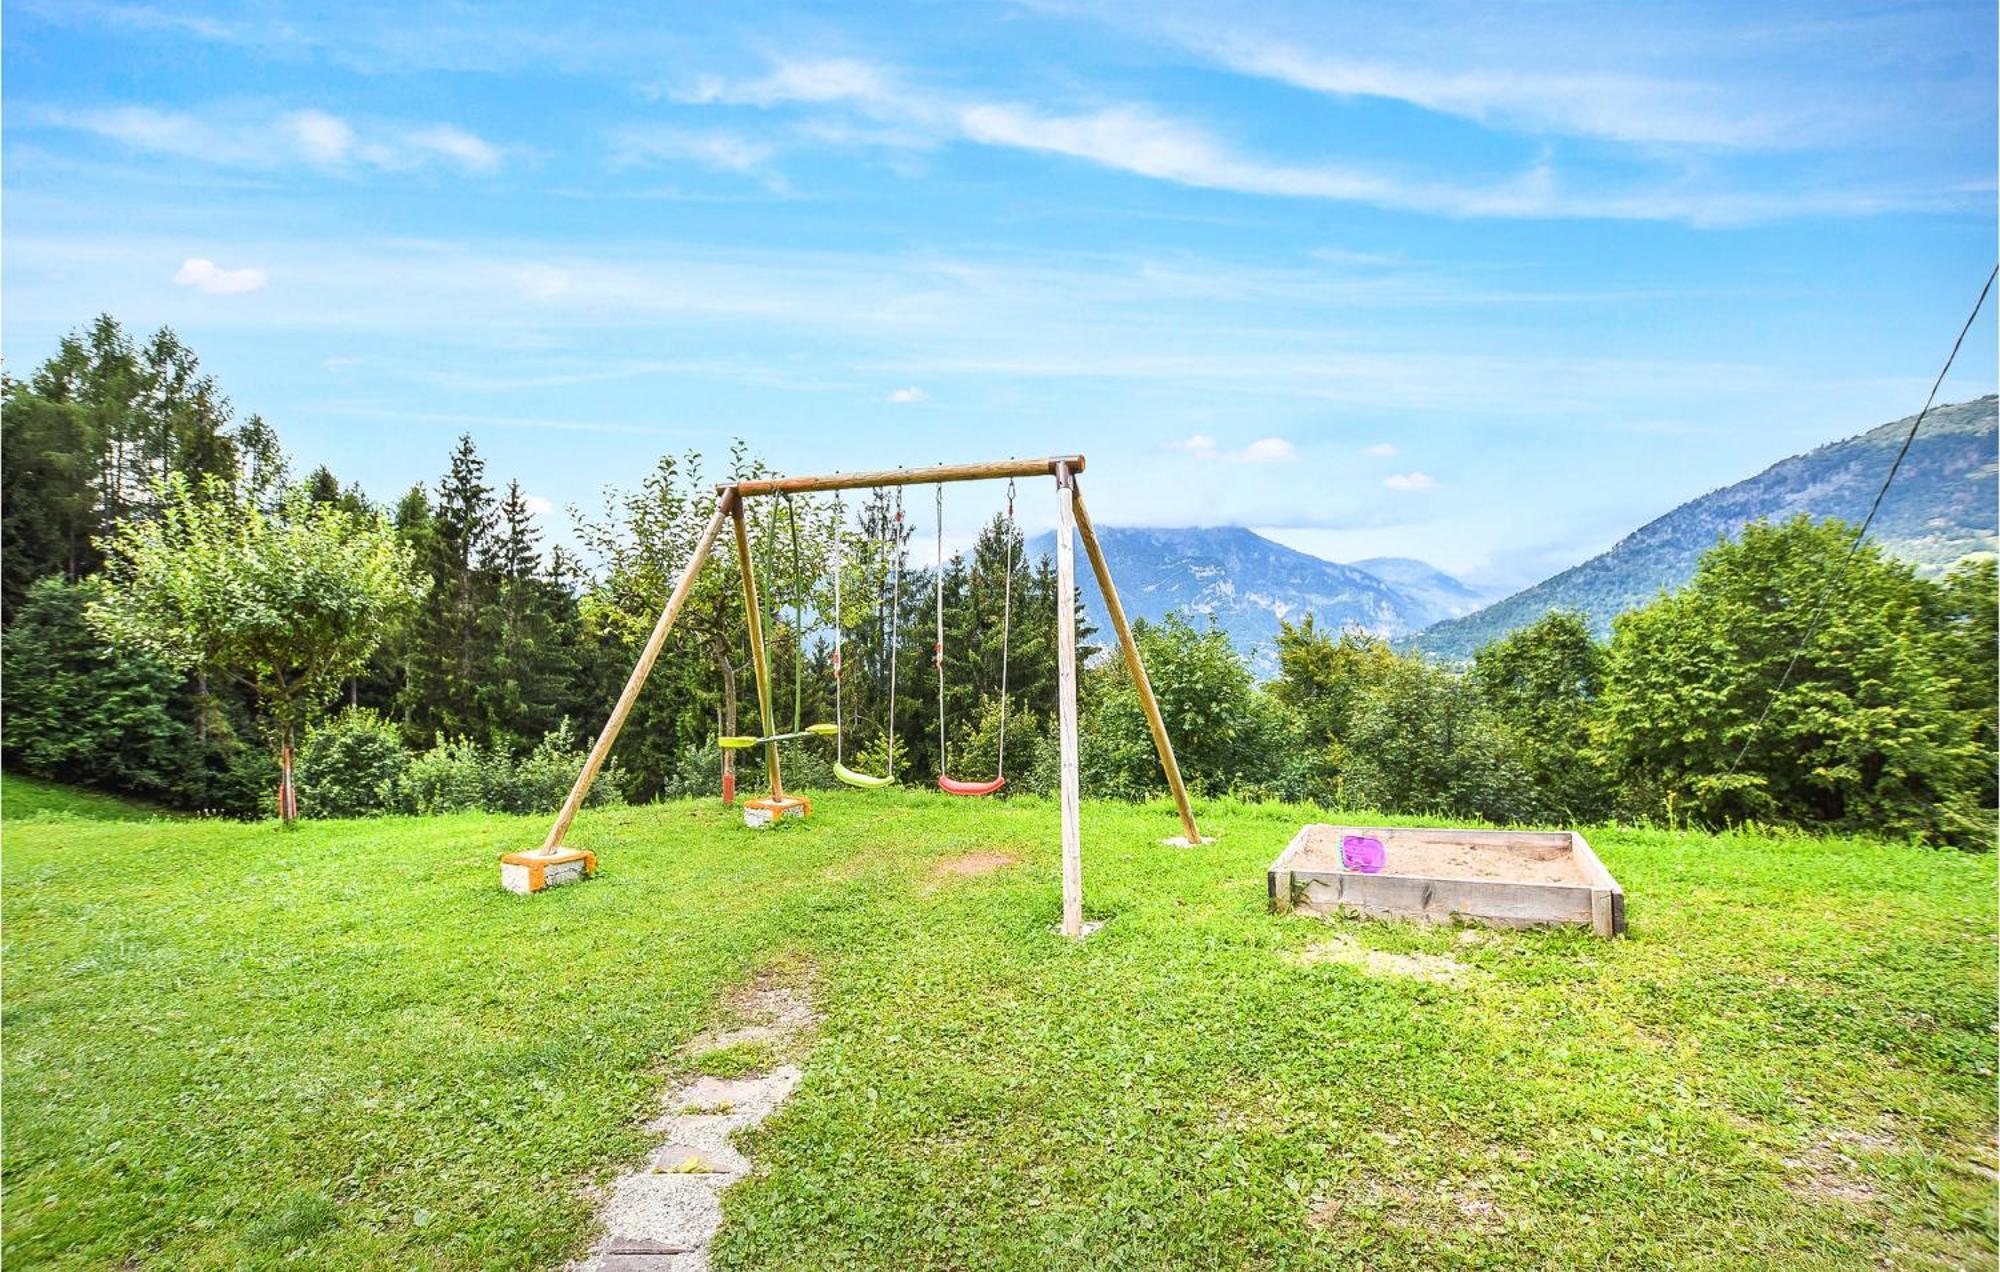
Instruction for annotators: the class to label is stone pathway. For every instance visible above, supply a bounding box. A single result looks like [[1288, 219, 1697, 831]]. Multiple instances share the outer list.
[[572, 971, 819, 1272]]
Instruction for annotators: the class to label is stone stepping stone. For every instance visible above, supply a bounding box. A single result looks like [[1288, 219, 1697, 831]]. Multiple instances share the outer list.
[[647, 1141, 749, 1176], [571, 976, 819, 1272]]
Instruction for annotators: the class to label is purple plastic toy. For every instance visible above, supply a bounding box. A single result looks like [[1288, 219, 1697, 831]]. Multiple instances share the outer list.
[[1341, 834, 1386, 874]]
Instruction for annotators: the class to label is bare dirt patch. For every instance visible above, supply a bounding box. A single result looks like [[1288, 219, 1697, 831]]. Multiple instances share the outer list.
[[1782, 1127, 1896, 1207], [1307, 1180, 1506, 1237], [1288, 934, 1475, 986], [930, 852, 1019, 881], [686, 967, 820, 1055]]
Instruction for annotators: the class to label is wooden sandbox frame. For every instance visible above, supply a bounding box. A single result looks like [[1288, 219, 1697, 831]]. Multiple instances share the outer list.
[[1270, 825, 1625, 938]]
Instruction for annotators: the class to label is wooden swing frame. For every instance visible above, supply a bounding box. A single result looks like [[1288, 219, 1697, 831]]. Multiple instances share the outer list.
[[532, 455, 1203, 938]]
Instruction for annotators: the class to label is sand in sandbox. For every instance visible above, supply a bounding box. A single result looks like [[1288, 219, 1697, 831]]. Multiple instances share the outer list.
[[1286, 825, 1592, 887]]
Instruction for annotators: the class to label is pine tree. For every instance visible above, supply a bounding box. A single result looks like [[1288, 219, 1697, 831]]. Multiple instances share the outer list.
[[482, 481, 579, 749], [401, 436, 501, 743]]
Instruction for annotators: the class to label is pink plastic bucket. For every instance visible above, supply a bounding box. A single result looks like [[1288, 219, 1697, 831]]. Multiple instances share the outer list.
[[1341, 834, 1386, 874]]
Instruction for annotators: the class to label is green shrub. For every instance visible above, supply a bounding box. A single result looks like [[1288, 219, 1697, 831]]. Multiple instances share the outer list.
[[1341, 657, 1539, 824], [495, 718, 623, 814], [660, 732, 837, 802], [659, 739, 727, 802], [952, 696, 1051, 796], [296, 709, 409, 818], [399, 737, 495, 815]]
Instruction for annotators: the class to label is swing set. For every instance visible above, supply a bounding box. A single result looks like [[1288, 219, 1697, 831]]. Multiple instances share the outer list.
[[512, 455, 1204, 938]]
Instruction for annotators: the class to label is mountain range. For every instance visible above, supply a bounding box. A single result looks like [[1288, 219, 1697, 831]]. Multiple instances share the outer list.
[[1025, 395, 1997, 671], [1024, 526, 1494, 673], [1412, 394, 1998, 659]]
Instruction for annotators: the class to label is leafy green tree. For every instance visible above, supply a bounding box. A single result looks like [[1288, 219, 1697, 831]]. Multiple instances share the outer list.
[[89, 477, 428, 823], [1599, 517, 1985, 839], [480, 481, 582, 750], [1080, 614, 1283, 799], [1342, 657, 1539, 823], [3, 317, 274, 620], [1936, 558, 1998, 813], [1472, 610, 1612, 820], [574, 444, 838, 797], [1271, 617, 1400, 799]]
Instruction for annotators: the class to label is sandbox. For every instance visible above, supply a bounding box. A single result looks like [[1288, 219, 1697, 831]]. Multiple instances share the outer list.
[[1269, 825, 1625, 937]]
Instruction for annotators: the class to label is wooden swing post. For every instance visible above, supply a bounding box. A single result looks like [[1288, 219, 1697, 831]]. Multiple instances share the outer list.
[[1052, 461, 1085, 938], [539, 487, 737, 853], [1070, 480, 1205, 845], [731, 498, 785, 801]]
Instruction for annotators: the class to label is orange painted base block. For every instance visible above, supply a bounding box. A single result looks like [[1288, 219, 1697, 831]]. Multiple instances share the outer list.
[[498, 846, 597, 894], [742, 793, 811, 829]]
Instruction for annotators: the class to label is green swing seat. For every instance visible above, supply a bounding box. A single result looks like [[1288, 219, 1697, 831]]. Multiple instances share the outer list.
[[721, 722, 840, 751], [833, 761, 895, 789]]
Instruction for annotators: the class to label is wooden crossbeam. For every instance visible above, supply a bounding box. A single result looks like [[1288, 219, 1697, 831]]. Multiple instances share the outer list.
[[724, 456, 1084, 499]]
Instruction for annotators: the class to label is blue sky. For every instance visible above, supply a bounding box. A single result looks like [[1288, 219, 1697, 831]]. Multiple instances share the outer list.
[[5, 0, 1994, 586]]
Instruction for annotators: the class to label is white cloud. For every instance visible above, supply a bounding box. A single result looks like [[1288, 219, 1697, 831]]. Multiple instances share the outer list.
[[1364, 442, 1398, 457], [284, 109, 356, 164], [171, 256, 269, 294], [1383, 471, 1437, 492], [39, 103, 504, 175], [677, 58, 898, 109], [1165, 433, 1295, 462], [404, 124, 502, 173], [886, 386, 928, 403], [522, 493, 556, 516], [1236, 436, 1298, 463]]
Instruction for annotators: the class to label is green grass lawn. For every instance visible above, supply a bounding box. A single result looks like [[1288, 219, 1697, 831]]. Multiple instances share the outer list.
[[0, 771, 180, 823], [4, 788, 1994, 1269]]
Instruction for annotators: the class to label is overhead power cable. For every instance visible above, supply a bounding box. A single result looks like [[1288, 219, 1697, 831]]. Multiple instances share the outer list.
[[1724, 262, 1997, 777]]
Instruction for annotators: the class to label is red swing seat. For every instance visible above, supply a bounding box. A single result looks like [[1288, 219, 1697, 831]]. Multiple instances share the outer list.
[[937, 775, 1007, 797]]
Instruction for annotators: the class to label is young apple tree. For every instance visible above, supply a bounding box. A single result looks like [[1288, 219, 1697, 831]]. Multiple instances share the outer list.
[[90, 475, 427, 823]]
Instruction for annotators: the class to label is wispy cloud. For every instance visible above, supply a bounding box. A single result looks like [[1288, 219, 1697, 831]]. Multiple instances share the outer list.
[[672, 56, 1967, 223], [1203, 41, 1785, 149], [885, 385, 928, 403], [1384, 471, 1437, 492], [35, 103, 506, 175], [609, 126, 783, 187], [171, 256, 268, 294], [1364, 441, 1398, 457]]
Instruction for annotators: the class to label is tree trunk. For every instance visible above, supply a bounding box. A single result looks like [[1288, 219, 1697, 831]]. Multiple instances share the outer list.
[[196, 670, 210, 745], [278, 722, 298, 825]]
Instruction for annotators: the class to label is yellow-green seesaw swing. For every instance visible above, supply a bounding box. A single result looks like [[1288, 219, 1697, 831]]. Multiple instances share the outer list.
[[718, 491, 842, 757]]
